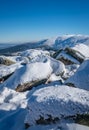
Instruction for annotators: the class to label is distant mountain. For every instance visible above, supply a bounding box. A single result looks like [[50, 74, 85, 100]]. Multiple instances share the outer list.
[[0, 35, 89, 55], [0, 40, 47, 55], [0, 43, 19, 50]]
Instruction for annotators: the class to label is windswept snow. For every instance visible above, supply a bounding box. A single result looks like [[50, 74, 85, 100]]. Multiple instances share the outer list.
[[25, 85, 89, 126]]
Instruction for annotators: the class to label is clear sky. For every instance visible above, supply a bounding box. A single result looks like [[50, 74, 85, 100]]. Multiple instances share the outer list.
[[0, 0, 89, 43]]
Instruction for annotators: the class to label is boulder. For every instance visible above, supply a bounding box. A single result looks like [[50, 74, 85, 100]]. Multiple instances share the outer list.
[[0, 56, 15, 66], [0, 62, 52, 92], [65, 48, 85, 63], [25, 85, 89, 126]]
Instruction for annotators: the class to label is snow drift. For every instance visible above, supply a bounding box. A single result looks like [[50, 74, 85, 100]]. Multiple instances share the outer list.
[[25, 85, 89, 126]]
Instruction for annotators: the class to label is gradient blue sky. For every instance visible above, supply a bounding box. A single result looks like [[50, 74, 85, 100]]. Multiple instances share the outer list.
[[0, 0, 89, 43]]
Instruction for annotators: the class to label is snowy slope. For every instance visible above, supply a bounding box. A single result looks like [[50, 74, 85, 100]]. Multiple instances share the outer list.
[[48, 35, 89, 51], [65, 59, 89, 91]]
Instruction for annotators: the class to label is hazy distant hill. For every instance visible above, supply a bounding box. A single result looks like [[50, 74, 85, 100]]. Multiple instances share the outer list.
[[0, 40, 47, 55], [0, 35, 89, 55]]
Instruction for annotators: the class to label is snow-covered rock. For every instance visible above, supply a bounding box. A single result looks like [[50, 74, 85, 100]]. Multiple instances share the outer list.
[[0, 56, 15, 65], [56, 51, 80, 65], [0, 63, 22, 83], [72, 44, 89, 58], [0, 54, 65, 91], [0, 87, 27, 110], [52, 35, 89, 65], [0, 62, 52, 91], [30, 55, 65, 76], [19, 49, 50, 59], [63, 64, 79, 79], [25, 85, 89, 126], [65, 47, 85, 63], [6, 55, 29, 63], [65, 59, 89, 91]]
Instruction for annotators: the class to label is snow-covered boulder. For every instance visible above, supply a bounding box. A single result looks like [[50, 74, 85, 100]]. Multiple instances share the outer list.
[[6, 55, 29, 63], [63, 64, 79, 80], [56, 51, 80, 65], [65, 60, 89, 91], [25, 85, 89, 126], [54, 47, 85, 65], [0, 55, 65, 92], [65, 48, 85, 63], [53, 35, 89, 65], [0, 56, 15, 66], [0, 62, 52, 92], [0, 63, 22, 83], [30, 55, 65, 76], [19, 49, 50, 59]]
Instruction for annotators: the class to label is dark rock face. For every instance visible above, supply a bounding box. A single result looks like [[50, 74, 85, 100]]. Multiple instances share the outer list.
[[0, 73, 13, 83], [65, 48, 85, 63], [57, 56, 76, 65], [75, 114, 89, 126], [36, 115, 59, 125], [15, 79, 47, 92], [53, 47, 85, 65]]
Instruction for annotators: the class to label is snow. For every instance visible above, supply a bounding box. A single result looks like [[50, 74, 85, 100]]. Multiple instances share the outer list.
[[64, 123, 89, 130], [20, 49, 50, 58], [0, 35, 89, 130], [30, 55, 65, 76], [56, 51, 80, 64], [0, 63, 22, 79], [0, 87, 27, 110], [0, 62, 52, 89], [65, 59, 89, 91], [72, 44, 89, 58], [27, 123, 89, 130], [25, 85, 89, 125], [0, 54, 65, 90], [0, 88, 28, 130], [6, 55, 29, 63], [46, 74, 63, 83], [64, 64, 79, 79]]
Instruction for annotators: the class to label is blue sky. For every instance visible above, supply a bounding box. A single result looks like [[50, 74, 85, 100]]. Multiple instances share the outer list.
[[0, 0, 89, 42]]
